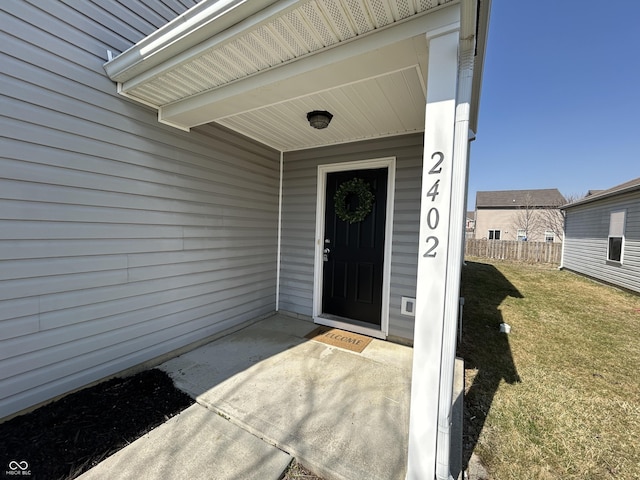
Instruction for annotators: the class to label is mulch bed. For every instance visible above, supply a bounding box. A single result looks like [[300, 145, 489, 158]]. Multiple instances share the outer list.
[[0, 369, 194, 480], [283, 460, 325, 480]]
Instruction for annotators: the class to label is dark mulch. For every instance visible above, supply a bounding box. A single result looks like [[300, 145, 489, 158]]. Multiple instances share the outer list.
[[0, 369, 194, 480], [283, 460, 326, 479]]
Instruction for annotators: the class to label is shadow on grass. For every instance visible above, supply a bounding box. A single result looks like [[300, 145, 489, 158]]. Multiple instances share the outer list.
[[458, 261, 522, 470]]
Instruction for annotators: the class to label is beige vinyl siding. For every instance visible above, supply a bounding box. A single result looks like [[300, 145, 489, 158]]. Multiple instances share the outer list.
[[280, 134, 423, 341], [0, 1, 279, 419], [475, 208, 562, 243], [563, 190, 640, 293], [474, 209, 514, 240]]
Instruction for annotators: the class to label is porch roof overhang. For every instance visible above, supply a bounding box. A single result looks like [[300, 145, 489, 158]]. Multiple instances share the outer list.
[[104, 0, 490, 152]]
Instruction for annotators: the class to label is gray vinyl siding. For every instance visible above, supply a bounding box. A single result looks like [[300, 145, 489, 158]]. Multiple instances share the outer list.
[[1, 1, 279, 419], [280, 134, 423, 341], [563, 190, 640, 294]]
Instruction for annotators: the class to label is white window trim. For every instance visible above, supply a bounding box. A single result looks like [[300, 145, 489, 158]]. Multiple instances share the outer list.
[[312, 157, 396, 339], [607, 236, 624, 263]]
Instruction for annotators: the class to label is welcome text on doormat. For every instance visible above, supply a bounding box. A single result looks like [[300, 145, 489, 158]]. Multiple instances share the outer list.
[[305, 326, 373, 353]]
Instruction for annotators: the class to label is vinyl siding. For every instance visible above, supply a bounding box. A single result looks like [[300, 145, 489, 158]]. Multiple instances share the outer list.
[[280, 134, 423, 341], [563, 190, 640, 293], [0, 1, 279, 419]]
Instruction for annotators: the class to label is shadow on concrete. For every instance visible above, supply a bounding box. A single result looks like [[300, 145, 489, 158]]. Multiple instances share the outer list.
[[156, 313, 413, 480], [458, 261, 522, 472]]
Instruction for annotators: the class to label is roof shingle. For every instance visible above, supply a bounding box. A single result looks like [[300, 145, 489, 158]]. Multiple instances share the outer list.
[[563, 177, 640, 208], [476, 189, 565, 208]]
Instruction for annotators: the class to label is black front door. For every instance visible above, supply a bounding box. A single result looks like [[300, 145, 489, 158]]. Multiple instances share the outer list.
[[322, 168, 387, 326]]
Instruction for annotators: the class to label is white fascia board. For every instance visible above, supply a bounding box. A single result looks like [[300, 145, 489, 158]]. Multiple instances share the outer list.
[[159, 4, 461, 130], [103, 0, 297, 83]]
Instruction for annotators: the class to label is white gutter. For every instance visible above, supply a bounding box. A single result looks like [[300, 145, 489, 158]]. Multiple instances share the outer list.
[[103, 0, 296, 83]]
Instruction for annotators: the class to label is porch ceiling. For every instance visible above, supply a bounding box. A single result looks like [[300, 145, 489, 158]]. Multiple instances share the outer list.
[[105, 0, 467, 151]]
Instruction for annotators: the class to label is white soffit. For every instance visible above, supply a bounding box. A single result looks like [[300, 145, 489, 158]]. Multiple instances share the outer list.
[[218, 66, 427, 150], [106, 0, 461, 150]]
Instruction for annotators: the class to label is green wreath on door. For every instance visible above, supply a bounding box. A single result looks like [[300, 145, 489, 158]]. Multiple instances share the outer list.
[[333, 178, 375, 224]]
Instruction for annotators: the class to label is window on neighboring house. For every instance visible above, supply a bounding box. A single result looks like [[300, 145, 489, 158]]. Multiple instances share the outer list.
[[488, 229, 501, 240], [544, 231, 555, 243], [517, 229, 527, 241], [607, 210, 626, 263]]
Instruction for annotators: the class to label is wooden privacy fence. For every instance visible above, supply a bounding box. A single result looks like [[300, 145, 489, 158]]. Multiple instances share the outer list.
[[465, 239, 562, 264]]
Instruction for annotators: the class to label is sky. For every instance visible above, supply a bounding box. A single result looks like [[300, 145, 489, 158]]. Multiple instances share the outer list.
[[467, 0, 640, 210]]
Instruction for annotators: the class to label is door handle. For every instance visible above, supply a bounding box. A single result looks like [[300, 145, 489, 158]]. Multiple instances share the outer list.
[[323, 248, 331, 254]]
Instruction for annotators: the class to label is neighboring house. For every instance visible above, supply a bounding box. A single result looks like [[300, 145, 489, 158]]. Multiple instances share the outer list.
[[561, 177, 640, 294], [464, 210, 476, 238], [2, 1, 491, 477], [475, 188, 566, 243], [466, 210, 476, 239]]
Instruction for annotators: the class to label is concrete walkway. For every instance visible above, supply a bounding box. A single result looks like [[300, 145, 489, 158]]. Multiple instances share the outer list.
[[80, 313, 414, 480], [78, 402, 292, 480]]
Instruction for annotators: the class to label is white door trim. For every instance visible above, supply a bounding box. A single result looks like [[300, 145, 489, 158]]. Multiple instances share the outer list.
[[313, 157, 396, 340]]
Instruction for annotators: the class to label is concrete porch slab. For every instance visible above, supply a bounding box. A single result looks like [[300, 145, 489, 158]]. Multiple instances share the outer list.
[[159, 313, 413, 480]]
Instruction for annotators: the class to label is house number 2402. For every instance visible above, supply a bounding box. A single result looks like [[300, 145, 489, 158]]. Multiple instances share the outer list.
[[423, 151, 443, 258]]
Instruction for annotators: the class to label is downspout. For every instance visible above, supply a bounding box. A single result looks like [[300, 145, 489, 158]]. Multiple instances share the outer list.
[[275, 151, 284, 310], [559, 208, 566, 269], [462, 128, 476, 266], [435, 2, 477, 479]]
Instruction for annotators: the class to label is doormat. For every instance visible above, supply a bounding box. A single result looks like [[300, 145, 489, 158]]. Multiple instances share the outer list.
[[305, 326, 373, 353]]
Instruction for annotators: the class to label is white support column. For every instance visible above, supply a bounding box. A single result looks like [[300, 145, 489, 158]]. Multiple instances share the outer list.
[[406, 27, 460, 480], [435, 27, 476, 480]]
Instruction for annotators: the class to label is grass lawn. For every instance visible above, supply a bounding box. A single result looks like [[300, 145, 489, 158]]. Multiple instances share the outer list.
[[459, 258, 640, 480]]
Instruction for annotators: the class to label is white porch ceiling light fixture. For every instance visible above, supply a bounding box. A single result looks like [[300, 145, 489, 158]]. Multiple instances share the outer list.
[[307, 110, 333, 129]]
